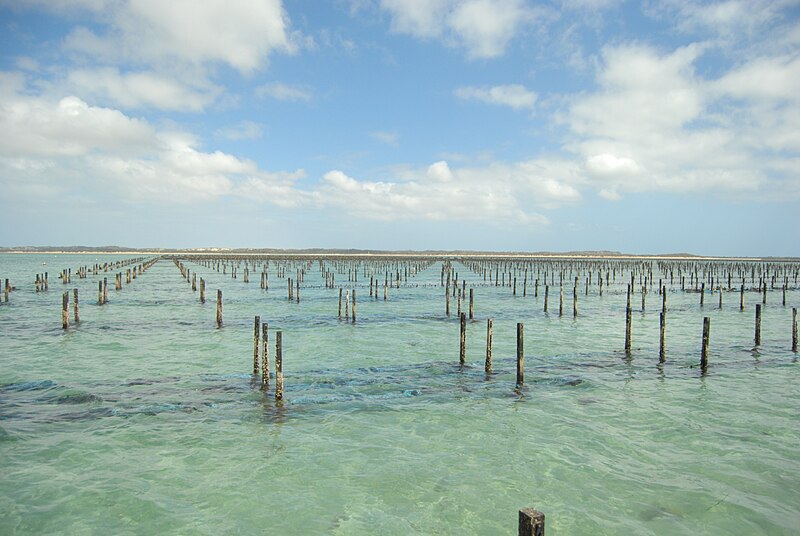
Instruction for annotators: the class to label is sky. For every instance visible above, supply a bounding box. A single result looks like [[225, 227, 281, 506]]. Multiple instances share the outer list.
[[0, 0, 799, 255]]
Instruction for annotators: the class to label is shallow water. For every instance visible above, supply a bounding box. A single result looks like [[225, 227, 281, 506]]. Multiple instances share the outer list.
[[1, 253, 798, 535]]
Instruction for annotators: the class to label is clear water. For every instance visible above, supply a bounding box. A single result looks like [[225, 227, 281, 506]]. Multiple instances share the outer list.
[[1, 253, 798, 535]]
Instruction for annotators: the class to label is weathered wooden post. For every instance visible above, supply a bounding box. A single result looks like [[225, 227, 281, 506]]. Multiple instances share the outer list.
[[253, 315, 261, 375], [352, 290, 356, 323], [103, 277, 108, 304], [573, 282, 578, 318], [740, 284, 744, 311], [485, 318, 493, 373], [338, 287, 343, 319], [543, 285, 549, 313], [700, 282, 705, 307], [261, 322, 270, 387], [296, 278, 300, 303], [516, 322, 524, 386], [659, 311, 666, 362], [792, 307, 797, 353], [519, 508, 545, 536], [62, 292, 69, 329], [755, 304, 762, 345], [200, 278, 206, 303], [216, 290, 223, 327], [718, 286, 723, 309], [275, 331, 284, 401], [446, 282, 451, 316], [469, 288, 474, 320], [625, 284, 632, 354], [558, 285, 563, 317], [98, 281, 103, 305], [73, 288, 79, 323], [459, 313, 466, 365], [701, 316, 710, 372]]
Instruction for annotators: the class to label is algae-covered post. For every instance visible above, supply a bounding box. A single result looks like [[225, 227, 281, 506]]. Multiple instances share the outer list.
[[701, 316, 710, 372], [73, 288, 79, 323], [61, 291, 69, 329], [459, 312, 466, 366], [261, 322, 270, 387], [485, 318, 493, 373], [755, 304, 762, 345], [275, 331, 284, 401], [740, 284, 744, 311], [518, 508, 545, 536], [253, 315, 260, 375], [216, 290, 223, 327], [625, 284, 632, 354], [469, 288, 474, 320], [516, 322, 524, 386]]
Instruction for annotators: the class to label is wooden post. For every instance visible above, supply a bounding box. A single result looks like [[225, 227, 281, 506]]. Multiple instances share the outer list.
[[216, 290, 223, 327], [62, 291, 69, 329], [352, 290, 356, 323], [446, 283, 451, 316], [516, 322, 524, 386], [625, 284, 632, 354], [740, 284, 744, 311], [701, 316, 710, 371], [200, 278, 206, 303], [262, 322, 270, 387], [792, 307, 797, 353], [338, 287, 343, 319], [469, 288, 474, 320], [558, 285, 563, 317], [659, 311, 666, 362], [296, 278, 300, 303], [718, 286, 723, 309], [519, 508, 545, 536], [275, 331, 284, 401], [573, 283, 578, 318], [103, 277, 108, 304], [700, 282, 705, 307], [98, 281, 103, 305], [485, 318, 493, 373], [755, 304, 762, 345], [543, 285, 549, 313], [345, 289, 350, 320], [73, 288, 79, 323], [253, 315, 260, 375], [459, 313, 466, 365]]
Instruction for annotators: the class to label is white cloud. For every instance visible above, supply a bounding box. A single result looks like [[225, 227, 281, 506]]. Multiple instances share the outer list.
[[66, 68, 219, 112], [455, 84, 537, 111], [0, 80, 300, 204], [0, 93, 156, 158], [255, 82, 312, 102], [561, 41, 800, 200], [380, 0, 538, 59], [448, 0, 533, 59], [370, 130, 399, 146], [216, 121, 264, 141], [316, 159, 580, 223], [427, 161, 453, 182], [63, 0, 295, 73]]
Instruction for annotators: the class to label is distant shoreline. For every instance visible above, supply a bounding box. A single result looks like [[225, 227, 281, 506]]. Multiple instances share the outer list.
[[2, 248, 797, 262]]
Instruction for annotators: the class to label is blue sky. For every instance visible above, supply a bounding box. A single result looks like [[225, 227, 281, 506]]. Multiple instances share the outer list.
[[1, 0, 798, 255]]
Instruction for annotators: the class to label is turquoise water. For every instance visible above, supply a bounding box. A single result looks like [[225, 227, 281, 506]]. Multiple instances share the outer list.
[[1, 253, 798, 535]]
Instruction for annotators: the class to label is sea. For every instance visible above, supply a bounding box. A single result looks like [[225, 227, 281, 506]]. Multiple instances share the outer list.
[[1, 253, 798, 535]]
